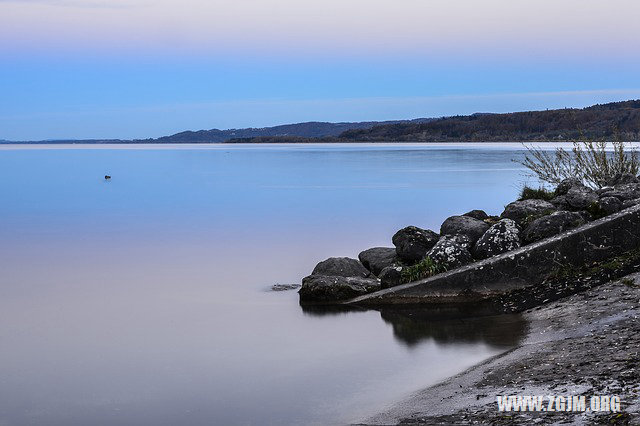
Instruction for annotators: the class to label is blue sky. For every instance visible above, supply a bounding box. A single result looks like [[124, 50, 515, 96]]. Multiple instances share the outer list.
[[1, 0, 640, 140]]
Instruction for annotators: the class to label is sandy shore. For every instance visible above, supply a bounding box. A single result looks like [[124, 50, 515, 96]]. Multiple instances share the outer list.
[[360, 273, 640, 425]]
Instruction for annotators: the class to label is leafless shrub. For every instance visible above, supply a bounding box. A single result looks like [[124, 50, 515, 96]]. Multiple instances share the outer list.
[[517, 141, 639, 189]]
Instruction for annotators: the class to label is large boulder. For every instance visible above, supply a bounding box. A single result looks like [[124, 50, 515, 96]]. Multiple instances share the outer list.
[[440, 215, 490, 245], [622, 198, 640, 209], [555, 178, 583, 196], [605, 173, 639, 186], [299, 275, 380, 302], [602, 183, 640, 201], [463, 209, 489, 221], [358, 247, 398, 276], [379, 265, 405, 289], [549, 195, 570, 210], [565, 186, 598, 209], [472, 219, 521, 259], [311, 257, 369, 278], [522, 211, 585, 243], [593, 196, 622, 216], [426, 236, 474, 269], [500, 199, 556, 227], [392, 226, 439, 264]]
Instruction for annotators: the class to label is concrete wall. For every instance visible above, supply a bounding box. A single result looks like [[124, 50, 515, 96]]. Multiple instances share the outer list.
[[349, 204, 640, 307]]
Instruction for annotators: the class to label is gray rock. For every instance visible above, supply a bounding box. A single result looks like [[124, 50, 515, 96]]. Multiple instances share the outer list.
[[622, 198, 640, 209], [603, 183, 640, 201], [500, 199, 556, 227], [565, 186, 598, 209], [605, 172, 639, 186], [463, 209, 489, 220], [440, 215, 490, 245], [426, 236, 474, 269], [358, 247, 398, 276], [595, 196, 622, 216], [379, 265, 405, 289], [577, 210, 594, 222], [311, 257, 369, 278], [473, 219, 521, 259], [392, 226, 439, 264], [555, 178, 583, 196], [523, 211, 585, 243], [299, 275, 380, 302], [270, 284, 301, 291], [596, 186, 614, 196], [549, 195, 570, 210]]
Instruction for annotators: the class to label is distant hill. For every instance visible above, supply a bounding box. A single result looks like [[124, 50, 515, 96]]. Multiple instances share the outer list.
[[153, 120, 420, 143], [228, 100, 640, 143], [336, 100, 640, 142]]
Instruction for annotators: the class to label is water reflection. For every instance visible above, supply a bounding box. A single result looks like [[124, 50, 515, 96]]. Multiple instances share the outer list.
[[379, 307, 527, 349], [300, 303, 527, 349]]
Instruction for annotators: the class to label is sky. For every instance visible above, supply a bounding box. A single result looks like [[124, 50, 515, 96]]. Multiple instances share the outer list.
[[1, 0, 640, 140]]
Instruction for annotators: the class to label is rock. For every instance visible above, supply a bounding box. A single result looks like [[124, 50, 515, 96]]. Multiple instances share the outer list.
[[463, 209, 489, 220], [603, 183, 640, 201], [555, 178, 583, 195], [311, 257, 369, 278], [500, 199, 556, 227], [577, 210, 594, 222], [565, 186, 598, 209], [622, 198, 640, 209], [595, 196, 622, 216], [605, 172, 639, 186], [426, 236, 474, 269], [473, 219, 521, 259], [379, 265, 405, 289], [523, 211, 586, 243], [270, 284, 301, 291], [358, 247, 398, 276], [440, 215, 490, 245], [392, 226, 439, 264], [549, 195, 570, 210], [299, 275, 380, 302], [596, 186, 614, 196]]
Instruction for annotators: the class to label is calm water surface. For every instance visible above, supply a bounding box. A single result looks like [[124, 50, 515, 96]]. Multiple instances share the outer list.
[[0, 143, 534, 425]]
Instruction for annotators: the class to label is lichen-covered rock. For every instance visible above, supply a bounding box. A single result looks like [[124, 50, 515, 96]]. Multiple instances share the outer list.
[[603, 183, 640, 201], [463, 209, 489, 221], [500, 199, 556, 227], [392, 226, 439, 264], [522, 211, 585, 243], [555, 178, 584, 196], [358, 247, 398, 276], [473, 219, 521, 259], [379, 265, 405, 289], [299, 275, 380, 302], [622, 198, 640, 209], [595, 196, 622, 216], [549, 195, 570, 210], [426, 236, 474, 269], [440, 215, 490, 245], [311, 257, 369, 278], [605, 172, 639, 186], [565, 186, 598, 209]]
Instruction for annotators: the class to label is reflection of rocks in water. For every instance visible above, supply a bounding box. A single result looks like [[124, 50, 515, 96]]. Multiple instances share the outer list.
[[379, 306, 527, 349], [299, 302, 367, 317]]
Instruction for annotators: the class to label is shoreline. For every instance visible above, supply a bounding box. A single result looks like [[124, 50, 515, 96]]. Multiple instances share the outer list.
[[359, 274, 640, 425]]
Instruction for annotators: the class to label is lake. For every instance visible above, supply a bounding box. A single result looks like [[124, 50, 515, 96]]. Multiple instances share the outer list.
[[0, 143, 535, 425]]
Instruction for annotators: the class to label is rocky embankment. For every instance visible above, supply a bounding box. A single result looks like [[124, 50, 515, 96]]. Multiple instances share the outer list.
[[299, 174, 640, 303]]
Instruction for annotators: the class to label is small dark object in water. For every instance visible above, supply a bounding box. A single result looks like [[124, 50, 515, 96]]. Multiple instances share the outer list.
[[104, 175, 111, 180], [270, 284, 300, 291]]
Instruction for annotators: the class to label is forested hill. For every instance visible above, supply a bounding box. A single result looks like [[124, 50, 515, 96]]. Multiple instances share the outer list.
[[227, 100, 640, 143], [336, 100, 640, 142]]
